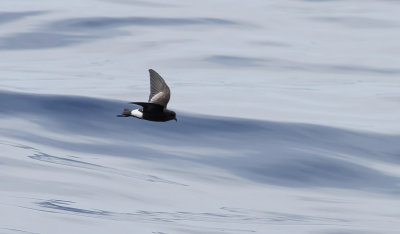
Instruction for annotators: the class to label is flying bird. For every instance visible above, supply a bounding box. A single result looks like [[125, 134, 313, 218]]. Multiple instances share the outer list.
[[118, 69, 177, 122]]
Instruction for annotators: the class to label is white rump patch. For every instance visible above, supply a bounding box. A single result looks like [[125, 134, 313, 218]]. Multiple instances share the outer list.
[[130, 109, 143, 119]]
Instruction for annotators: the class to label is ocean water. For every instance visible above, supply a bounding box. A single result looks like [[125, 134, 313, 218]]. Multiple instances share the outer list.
[[1, 0, 400, 234]]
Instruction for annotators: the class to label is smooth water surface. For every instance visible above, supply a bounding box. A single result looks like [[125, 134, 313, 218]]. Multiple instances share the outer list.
[[1, 0, 400, 233]]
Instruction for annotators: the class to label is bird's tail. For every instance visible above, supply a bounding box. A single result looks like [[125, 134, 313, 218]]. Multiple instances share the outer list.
[[116, 108, 132, 117]]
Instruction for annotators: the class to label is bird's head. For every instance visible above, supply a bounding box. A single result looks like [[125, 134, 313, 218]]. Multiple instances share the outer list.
[[166, 110, 177, 122], [172, 111, 177, 122]]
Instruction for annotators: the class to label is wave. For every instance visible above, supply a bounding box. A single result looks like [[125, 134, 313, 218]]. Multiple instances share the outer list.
[[1, 90, 400, 194]]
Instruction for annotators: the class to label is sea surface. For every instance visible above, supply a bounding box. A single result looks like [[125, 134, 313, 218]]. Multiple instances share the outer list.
[[1, 0, 400, 233]]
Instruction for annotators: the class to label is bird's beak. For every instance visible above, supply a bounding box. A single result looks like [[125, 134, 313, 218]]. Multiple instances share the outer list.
[[174, 117, 177, 122]]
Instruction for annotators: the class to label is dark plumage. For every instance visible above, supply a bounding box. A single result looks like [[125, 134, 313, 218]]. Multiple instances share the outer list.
[[118, 69, 177, 122]]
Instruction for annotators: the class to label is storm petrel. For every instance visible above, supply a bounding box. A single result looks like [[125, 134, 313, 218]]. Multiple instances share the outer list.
[[118, 69, 177, 122]]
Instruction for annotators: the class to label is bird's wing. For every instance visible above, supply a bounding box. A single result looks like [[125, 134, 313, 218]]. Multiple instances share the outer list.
[[131, 102, 164, 113], [148, 69, 170, 107]]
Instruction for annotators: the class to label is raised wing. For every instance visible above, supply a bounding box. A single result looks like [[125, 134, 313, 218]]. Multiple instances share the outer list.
[[148, 69, 170, 107], [131, 102, 164, 113]]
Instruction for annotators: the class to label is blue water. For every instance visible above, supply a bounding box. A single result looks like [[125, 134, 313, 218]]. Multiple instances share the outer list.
[[1, 1, 400, 233], [2, 90, 399, 193]]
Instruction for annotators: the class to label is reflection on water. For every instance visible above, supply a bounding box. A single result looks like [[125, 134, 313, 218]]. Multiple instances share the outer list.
[[0, 11, 45, 25], [311, 16, 399, 28], [206, 55, 400, 75], [0, 14, 237, 50], [1, 90, 399, 193], [52, 17, 236, 30]]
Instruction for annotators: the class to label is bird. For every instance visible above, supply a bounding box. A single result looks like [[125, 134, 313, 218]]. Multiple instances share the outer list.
[[118, 69, 177, 122]]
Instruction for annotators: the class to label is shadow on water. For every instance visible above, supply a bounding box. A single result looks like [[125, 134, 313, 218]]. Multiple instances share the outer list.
[[1, 90, 400, 193]]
